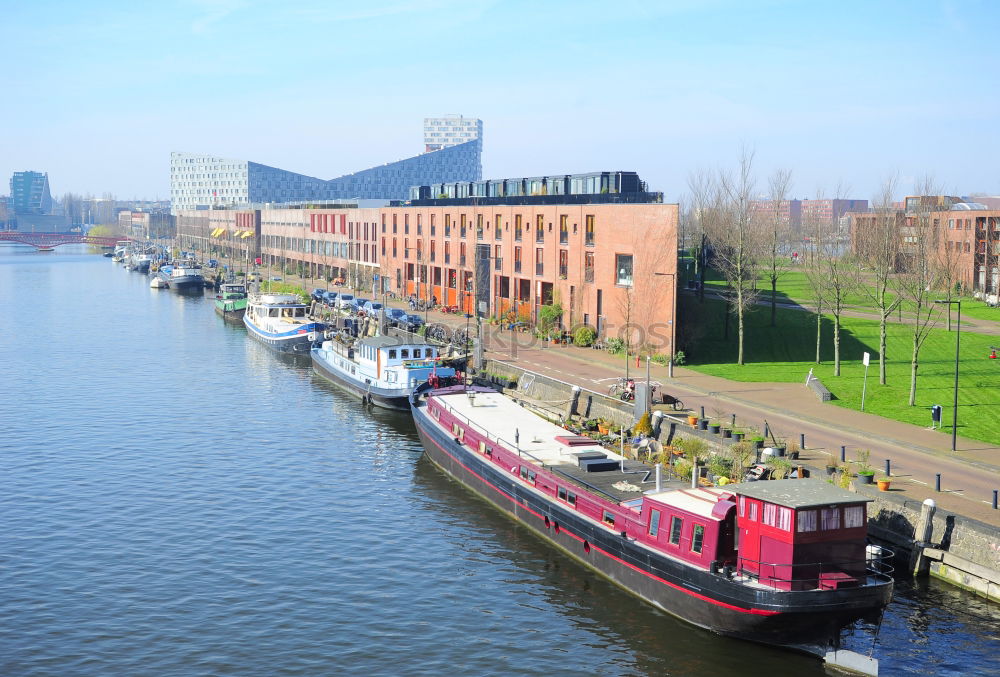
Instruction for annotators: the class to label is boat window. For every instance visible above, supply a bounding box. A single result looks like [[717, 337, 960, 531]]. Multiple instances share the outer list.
[[691, 524, 705, 554], [602, 510, 615, 527], [432, 406, 440, 420], [401, 349, 409, 358], [763, 503, 776, 527], [738, 496, 745, 517], [778, 507, 792, 531], [844, 505, 864, 529], [648, 509, 661, 537], [389, 350, 397, 359], [797, 510, 817, 532], [567, 491, 577, 506], [519, 466, 536, 484], [558, 487, 567, 501], [820, 507, 840, 531], [669, 516, 683, 545], [426, 348, 435, 358], [478, 441, 486, 454], [452, 423, 464, 440], [748, 501, 758, 522]]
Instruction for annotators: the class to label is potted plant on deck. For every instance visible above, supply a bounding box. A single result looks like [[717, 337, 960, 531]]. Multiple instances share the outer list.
[[825, 454, 838, 475], [855, 449, 875, 484], [877, 475, 892, 491], [597, 419, 611, 435], [708, 420, 721, 434]]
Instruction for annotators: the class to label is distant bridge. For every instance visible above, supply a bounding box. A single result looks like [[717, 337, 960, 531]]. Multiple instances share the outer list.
[[0, 231, 127, 250]]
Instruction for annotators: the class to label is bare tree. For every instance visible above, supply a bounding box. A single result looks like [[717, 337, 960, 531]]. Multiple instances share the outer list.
[[762, 169, 793, 327], [896, 176, 944, 405], [854, 175, 901, 385], [686, 168, 716, 303], [707, 147, 764, 366]]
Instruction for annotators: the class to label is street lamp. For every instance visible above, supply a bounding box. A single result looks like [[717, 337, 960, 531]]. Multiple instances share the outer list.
[[654, 271, 678, 378], [934, 299, 961, 451]]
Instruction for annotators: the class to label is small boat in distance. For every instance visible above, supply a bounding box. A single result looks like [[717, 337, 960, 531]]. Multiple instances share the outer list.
[[243, 293, 323, 353], [215, 282, 248, 320], [311, 334, 456, 409], [409, 386, 894, 661], [150, 277, 169, 289]]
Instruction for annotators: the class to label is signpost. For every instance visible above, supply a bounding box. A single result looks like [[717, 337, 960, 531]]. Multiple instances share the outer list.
[[861, 352, 871, 411]]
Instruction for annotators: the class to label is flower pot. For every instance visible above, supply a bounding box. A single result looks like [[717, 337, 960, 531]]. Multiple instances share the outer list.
[[721, 428, 732, 439], [877, 479, 891, 491], [687, 415, 699, 427], [825, 465, 838, 476], [857, 472, 875, 485], [698, 419, 709, 431], [709, 424, 721, 434], [732, 432, 744, 442], [598, 423, 610, 435]]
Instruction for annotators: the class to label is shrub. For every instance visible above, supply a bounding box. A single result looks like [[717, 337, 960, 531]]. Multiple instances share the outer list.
[[674, 435, 708, 459], [673, 350, 687, 366], [538, 303, 563, 335], [634, 411, 653, 436], [606, 337, 626, 354], [573, 326, 597, 347]]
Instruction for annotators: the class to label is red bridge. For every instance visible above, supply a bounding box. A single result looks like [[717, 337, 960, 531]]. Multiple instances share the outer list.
[[0, 231, 128, 250]]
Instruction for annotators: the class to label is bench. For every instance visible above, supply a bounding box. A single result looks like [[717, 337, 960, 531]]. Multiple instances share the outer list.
[[807, 376, 833, 401]]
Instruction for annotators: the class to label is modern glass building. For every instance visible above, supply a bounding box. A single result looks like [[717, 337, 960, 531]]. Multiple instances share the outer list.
[[171, 118, 482, 214], [423, 116, 482, 152], [10, 171, 53, 214]]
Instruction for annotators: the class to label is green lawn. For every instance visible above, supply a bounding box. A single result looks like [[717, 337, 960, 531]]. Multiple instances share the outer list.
[[701, 267, 1000, 323], [678, 295, 1000, 446]]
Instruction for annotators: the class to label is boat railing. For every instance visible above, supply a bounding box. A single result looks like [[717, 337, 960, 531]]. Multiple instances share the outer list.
[[436, 396, 541, 464], [730, 549, 895, 590]]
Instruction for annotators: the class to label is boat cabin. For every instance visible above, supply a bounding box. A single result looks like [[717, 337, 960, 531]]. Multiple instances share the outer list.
[[219, 283, 247, 298], [355, 336, 452, 388]]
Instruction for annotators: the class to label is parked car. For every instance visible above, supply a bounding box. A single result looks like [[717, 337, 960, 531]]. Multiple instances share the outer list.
[[247, 272, 263, 283], [403, 313, 425, 332], [384, 308, 408, 327], [322, 290, 339, 306], [348, 297, 368, 313], [311, 288, 326, 302], [362, 300, 384, 318], [335, 293, 355, 310]]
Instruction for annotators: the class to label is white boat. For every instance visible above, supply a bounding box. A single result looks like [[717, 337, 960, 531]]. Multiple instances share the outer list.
[[160, 261, 204, 291], [311, 334, 457, 410], [243, 293, 324, 353], [150, 277, 169, 289]]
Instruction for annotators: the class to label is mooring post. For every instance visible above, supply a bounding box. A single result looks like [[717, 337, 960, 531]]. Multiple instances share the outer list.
[[565, 385, 580, 421], [799, 433, 805, 449], [935, 473, 941, 492], [885, 459, 891, 477], [840, 445, 846, 463], [911, 498, 937, 576], [651, 410, 664, 440], [699, 405, 705, 420], [993, 490, 998, 510]]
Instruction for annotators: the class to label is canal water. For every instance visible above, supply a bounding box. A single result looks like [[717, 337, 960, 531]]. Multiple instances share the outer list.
[[2, 245, 998, 676]]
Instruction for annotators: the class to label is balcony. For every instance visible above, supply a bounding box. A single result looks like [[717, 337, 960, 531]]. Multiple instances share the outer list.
[[536, 231, 544, 243], [584, 266, 594, 283], [514, 229, 522, 241], [495, 228, 502, 241], [460, 227, 467, 238], [585, 233, 595, 246], [476, 228, 483, 240], [445, 226, 451, 237], [536, 263, 544, 276], [559, 233, 568, 244]]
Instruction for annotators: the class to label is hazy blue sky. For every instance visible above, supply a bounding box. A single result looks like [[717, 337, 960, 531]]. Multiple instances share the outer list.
[[2, 0, 997, 202]]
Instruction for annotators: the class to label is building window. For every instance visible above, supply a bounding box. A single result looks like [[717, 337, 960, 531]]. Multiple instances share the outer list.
[[584, 252, 595, 283], [514, 214, 522, 241], [404, 214, 409, 234], [648, 509, 661, 537], [535, 248, 543, 276], [559, 249, 568, 279], [669, 516, 682, 545], [691, 524, 705, 554], [616, 254, 633, 286], [514, 246, 522, 273], [585, 215, 595, 245], [559, 215, 568, 244], [495, 214, 502, 240], [476, 214, 483, 240], [536, 214, 544, 242]]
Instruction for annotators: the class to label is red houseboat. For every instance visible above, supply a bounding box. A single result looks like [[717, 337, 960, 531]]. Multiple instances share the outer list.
[[410, 385, 893, 654]]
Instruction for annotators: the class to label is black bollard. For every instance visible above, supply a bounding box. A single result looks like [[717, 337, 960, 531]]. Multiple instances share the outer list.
[[700, 406, 705, 419], [731, 413, 736, 427], [840, 445, 846, 462], [885, 459, 891, 477], [935, 473, 941, 492], [800, 433, 805, 450], [994, 490, 998, 510], [764, 423, 770, 439]]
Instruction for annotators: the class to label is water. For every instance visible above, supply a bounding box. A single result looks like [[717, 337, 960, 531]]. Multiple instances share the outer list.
[[2, 245, 999, 676]]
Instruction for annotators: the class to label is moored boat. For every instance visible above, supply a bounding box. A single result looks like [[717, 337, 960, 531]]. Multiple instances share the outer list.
[[150, 277, 169, 289], [243, 293, 323, 353], [165, 261, 205, 291], [409, 385, 894, 657], [311, 334, 456, 410], [214, 282, 248, 320]]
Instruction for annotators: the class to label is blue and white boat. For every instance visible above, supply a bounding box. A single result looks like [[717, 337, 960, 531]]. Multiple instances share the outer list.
[[311, 334, 456, 410], [166, 261, 205, 291], [244, 293, 324, 353]]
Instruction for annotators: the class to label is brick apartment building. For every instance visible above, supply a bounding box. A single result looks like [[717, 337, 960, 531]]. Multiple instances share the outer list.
[[175, 171, 679, 353]]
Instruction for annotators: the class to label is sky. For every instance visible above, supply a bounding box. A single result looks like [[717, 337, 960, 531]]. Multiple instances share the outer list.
[[1, 0, 998, 203]]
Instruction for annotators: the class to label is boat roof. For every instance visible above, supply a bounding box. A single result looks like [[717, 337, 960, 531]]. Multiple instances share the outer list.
[[432, 388, 681, 503], [728, 479, 872, 509], [644, 486, 734, 520]]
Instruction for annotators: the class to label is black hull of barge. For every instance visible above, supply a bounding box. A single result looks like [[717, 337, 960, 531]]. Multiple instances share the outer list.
[[411, 400, 892, 651], [311, 352, 410, 411]]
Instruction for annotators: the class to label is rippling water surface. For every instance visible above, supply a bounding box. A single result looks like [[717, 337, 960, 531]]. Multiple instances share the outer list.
[[2, 246, 999, 676]]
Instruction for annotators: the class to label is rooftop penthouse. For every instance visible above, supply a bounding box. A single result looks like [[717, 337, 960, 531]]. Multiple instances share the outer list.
[[407, 171, 662, 206]]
